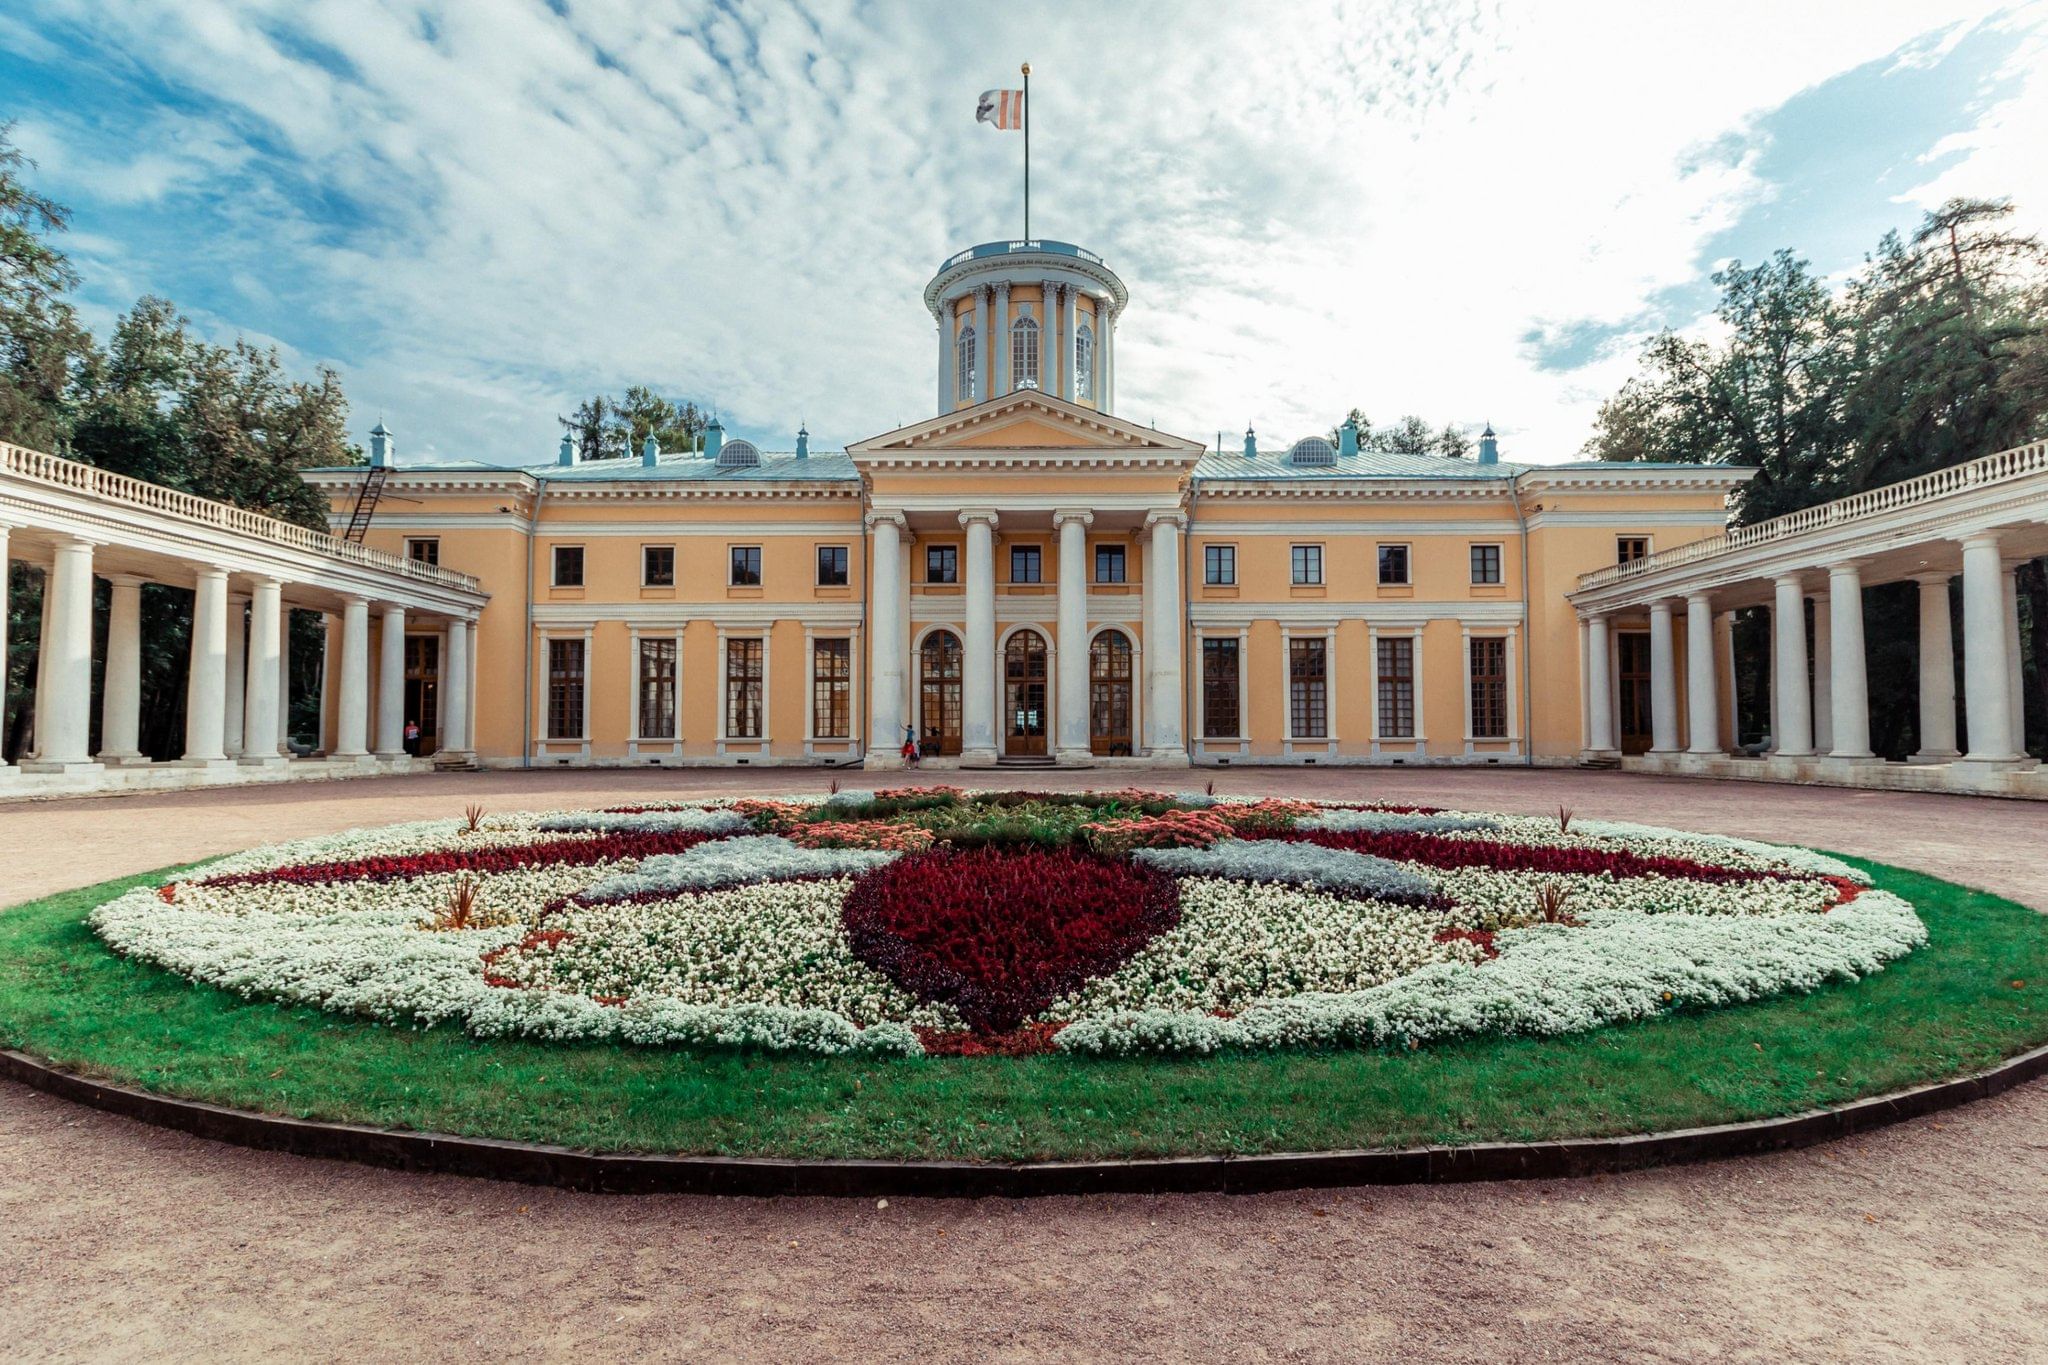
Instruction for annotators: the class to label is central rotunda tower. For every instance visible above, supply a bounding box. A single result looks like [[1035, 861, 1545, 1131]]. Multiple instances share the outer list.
[[924, 241, 1129, 416]]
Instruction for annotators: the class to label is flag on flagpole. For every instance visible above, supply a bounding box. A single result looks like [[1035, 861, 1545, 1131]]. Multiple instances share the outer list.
[[976, 88, 1026, 131]]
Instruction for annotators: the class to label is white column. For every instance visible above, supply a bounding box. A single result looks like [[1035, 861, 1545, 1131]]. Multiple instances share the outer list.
[[1054, 509, 1093, 761], [1715, 610, 1738, 752], [1042, 280, 1062, 398], [242, 577, 284, 767], [972, 287, 990, 402], [276, 609, 293, 755], [1146, 511, 1186, 758], [182, 566, 231, 765], [25, 536, 99, 771], [0, 526, 14, 775], [993, 282, 1011, 394], [1647, 598, 1680, 753], [1825, 563, 1874, 761], [444, 616, 472, 759], [1809, 591, 1833, 754], [1585, 613, 1616, 753], [2004, 560, 2027, 753], [318, 615, 336, 755], [99, 574, 147, 764], [866, 513, 905, 761], [30, 558, 50, 758], [1099, 302, 1116, 414], [960, 509, 999, 761], [1685, 593, 1719, 755], [1771, 574, 1813, 757], [1910, 573, 1959, 762], [223, 592, 248, 757], [334, 595, 371, 760], [935, 313, 951, 412], [374, 604, 406, 758], [1960, 534, 2021, 762], [1060, 283, 1077, 401]]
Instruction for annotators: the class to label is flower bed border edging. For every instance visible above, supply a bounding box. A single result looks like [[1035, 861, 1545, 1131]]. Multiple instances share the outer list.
[[6, 1039, 2042, 1198]]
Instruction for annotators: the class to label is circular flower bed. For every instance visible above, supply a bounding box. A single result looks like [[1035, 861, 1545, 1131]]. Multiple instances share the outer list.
[[90, 789, 1929, 1058]]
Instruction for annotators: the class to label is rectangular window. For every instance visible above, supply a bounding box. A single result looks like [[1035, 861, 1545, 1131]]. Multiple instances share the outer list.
[[812, 638, 851, 738], [1202, 638, 1240, 738], [729, 545, 762, 586], [1469, 543, 1502, 585], [816, 545, 850, 586], [726, 638, 764, 738], [1470, 637, 1508, 739], [637, 637, 677, 739], [1010, 545, 1043, 584], [1617, 536, 1649, 564], [1376, 636, 1416, 738], [1290, 544, 1323, 586], [1204, 544, 1236, 585], [546, 638, 585, 739], [405, 538, 439, 565], [551, 545, 584, 588], [642, 545, 675, 587], [1378, 543, 1410, 586], [1289, 638, 1328, 738], [926, 545, 958, 584], [1094, 544, 1127, 584]]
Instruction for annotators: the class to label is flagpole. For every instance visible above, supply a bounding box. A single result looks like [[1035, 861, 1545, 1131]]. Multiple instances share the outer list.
[[1021, 61, 1031, 240]]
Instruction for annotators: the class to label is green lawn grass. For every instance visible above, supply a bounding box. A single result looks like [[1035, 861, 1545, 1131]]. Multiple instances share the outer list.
[[0, 859, 2042, 1161]]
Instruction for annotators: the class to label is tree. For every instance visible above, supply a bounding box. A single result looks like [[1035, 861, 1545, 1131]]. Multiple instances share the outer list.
[[0, 125, 88, 453], [559, 386, 707, 459], [1334, 408, 1473, 459]]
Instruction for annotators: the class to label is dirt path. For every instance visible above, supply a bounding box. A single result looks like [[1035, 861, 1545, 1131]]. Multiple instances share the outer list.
[[1, 768, 2043, 1361]]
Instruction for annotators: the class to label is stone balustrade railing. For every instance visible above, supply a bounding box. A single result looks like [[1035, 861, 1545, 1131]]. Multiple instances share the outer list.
[[1577, 440, 2048, 592], [1, 442, 481, 593]]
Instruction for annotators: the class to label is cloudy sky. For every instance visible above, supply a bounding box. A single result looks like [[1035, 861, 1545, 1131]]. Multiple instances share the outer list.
[[5, 0, 2046, 465]]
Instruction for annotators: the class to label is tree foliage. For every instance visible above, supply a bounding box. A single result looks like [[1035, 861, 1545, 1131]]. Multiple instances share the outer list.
[[1334, 408, 1473, 459], [559, 386, 707, 460]]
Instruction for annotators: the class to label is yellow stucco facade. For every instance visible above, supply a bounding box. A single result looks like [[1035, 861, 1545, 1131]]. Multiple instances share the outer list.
[[306, 240, 1750, 769]]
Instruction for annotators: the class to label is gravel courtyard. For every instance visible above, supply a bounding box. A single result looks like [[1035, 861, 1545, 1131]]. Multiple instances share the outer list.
[[2, 767, 2042, 1362]]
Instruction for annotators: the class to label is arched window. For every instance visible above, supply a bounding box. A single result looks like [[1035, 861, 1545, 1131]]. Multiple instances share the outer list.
[[1074, 322, 1094, 401], [717, 438, 761, 467], [1011, 314, 1040, 390], [919, 630, 962, 756], [1288, 436, 1337, 466], [1088, 629, 1133, 755], [955, 324, 978, 403]]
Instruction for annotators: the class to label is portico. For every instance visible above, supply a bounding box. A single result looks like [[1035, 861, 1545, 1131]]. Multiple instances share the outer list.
[[1571, 441, 2048, 797], [0, 442, 489, 797]]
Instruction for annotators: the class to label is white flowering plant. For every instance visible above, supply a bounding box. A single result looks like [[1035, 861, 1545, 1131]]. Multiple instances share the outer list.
[[88, 792, 1919, 1058]]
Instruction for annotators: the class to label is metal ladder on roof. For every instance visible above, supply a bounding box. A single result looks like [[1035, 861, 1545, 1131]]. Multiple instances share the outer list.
[[342, 464, 388, 542]]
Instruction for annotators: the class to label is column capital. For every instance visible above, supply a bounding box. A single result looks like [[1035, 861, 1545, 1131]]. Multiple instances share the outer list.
[[192, 564, 229, 585], [1052, 508, 1095, 528], [1825, 558, 1869, 577], [863, 508, 908, 532], [1908, 569, 1954, 586], [1143, 509, 1188, 531], [994, 279, 1011, 298], [1682, 589, 1714, 608], [336, 592, 369, 607], [1578, 608, 1610, 623], [45, 532, 101, 551], [957, 508, 1001, 530], [103, 572, 148, 589], [1771, 571, 1810, 592], [1958, 529, 2003, 554]]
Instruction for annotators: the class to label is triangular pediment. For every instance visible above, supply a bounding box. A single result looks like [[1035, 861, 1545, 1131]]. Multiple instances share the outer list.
[[848, 391, 1205, 462]]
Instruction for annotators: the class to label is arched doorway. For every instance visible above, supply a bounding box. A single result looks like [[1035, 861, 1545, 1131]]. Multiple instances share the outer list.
[[1089, 630, 1134, 756], [1003, 629, 1048, 756], [919, 630, 962, 756]]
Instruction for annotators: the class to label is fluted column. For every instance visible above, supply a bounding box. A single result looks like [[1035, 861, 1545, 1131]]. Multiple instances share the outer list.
[[444, 615, 472, 759], [972, 286, 990, 402], [1054, 509, 1094, 761], [374, 604, 406, 758], [1041, 281, 1061, 397], [1960, 534, 2021, 762], [935, 310, 951, 413], [334, 595, 371, 760], [1647, 599, 1680, 753], [99, 573, 147, 764], [1825, 563, 1874, 760], [223, 592, 248, 757], [993, 282, 1011, 394], [182, 566, 231, 765], [960, 509, 1000, 762], [1771, 574, 1813, 757], [1145, 511, 1186, 759], [1584, 613, 1616, 753], [242, 577, 285, 767], [1685, 593, 1719, 755], [1059, 283, 1077, 401], [1910, 573, 1959, 762], [1100, 302, 1116, 413], [25, 536, 99, 771], [866, 512, 906, 762]]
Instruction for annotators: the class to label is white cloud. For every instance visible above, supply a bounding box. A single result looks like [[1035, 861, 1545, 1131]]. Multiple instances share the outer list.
[[24, 0, 2048, 464]]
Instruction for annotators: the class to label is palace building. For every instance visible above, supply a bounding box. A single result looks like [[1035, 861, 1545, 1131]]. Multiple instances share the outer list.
[[303, 238, 1752, 770]]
